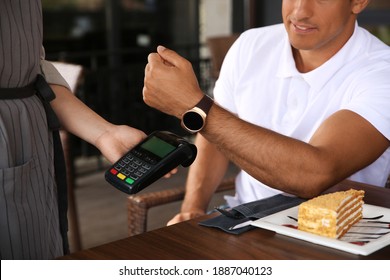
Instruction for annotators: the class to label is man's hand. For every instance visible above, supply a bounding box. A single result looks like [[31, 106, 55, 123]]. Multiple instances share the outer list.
[[167, 210, 206, 226], [143, 46, 204, 119]]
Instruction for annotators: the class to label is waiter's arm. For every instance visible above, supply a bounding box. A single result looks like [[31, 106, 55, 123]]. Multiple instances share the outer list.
[[50, 84, 146, 163]]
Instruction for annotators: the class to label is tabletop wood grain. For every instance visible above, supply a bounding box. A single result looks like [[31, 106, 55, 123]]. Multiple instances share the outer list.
[[59, 180, 390, 260]]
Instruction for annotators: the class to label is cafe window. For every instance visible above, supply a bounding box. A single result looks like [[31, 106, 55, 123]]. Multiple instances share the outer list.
[[360, 0, 390, 45], [42, 0, 103, 10], [42, 0, 156, 10], [42, 0, 201, 140]]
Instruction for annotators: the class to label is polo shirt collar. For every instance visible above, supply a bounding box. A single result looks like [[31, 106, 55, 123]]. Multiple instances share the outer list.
[[277, 22, 363, 92]]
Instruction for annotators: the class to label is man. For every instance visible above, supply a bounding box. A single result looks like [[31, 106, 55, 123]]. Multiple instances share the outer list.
[[143, 0, 390, 225]]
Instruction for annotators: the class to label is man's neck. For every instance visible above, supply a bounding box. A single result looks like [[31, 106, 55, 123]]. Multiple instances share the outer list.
[[292, 48, 338, 73]]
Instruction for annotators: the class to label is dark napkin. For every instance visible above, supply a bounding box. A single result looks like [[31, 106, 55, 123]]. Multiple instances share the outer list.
[[199, 194, 306, 234]]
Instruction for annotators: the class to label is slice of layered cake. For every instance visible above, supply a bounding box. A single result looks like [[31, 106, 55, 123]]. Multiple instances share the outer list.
[[298, 189, 365, 238]]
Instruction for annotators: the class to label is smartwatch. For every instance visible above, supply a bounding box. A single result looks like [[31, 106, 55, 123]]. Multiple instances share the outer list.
[[181, 95, 214, 133]]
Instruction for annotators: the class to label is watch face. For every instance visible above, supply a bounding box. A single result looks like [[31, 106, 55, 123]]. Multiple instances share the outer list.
[[182, 111, 204, 132]]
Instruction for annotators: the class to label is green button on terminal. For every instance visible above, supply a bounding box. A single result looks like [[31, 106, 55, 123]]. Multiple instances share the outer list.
[[125, 178, 135, 185]]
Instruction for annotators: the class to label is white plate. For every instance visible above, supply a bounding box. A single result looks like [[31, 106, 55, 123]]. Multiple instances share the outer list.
[[251, 204, 390, 256]]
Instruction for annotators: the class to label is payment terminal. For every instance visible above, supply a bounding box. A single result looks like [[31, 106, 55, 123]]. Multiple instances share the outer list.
[[105, 131, 197, 194]]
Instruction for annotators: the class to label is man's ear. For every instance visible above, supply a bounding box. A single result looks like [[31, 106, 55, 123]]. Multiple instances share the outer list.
[[351, 0, 370, 14]]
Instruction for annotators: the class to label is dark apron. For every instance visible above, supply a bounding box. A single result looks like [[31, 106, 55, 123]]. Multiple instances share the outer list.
[[0, 74, 69, 255]]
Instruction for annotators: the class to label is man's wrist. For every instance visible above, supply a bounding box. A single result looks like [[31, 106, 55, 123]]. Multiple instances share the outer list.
[[181, 95, 214, 133]]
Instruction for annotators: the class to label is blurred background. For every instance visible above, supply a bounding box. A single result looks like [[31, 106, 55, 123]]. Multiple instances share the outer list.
[[41, 0, 390, 252]]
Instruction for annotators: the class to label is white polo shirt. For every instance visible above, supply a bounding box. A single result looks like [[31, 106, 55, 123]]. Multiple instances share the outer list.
[[214, 23, 390, 205]]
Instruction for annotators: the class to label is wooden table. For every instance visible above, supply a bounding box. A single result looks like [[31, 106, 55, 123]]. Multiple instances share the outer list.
[[60, 180, 390, 260]]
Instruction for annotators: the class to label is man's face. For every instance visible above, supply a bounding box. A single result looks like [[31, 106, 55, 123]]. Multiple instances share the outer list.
[[282, 0, 360, 54]]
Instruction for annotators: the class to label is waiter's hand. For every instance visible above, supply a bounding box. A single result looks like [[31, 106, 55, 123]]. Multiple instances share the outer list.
[[96, 125, 177, 178], [96, 124, 146, 164]]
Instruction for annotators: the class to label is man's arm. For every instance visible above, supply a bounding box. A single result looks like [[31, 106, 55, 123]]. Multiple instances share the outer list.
[[168, 134, 230, 225], [144, 46, 390, 198], [203, 104, 388, 198]]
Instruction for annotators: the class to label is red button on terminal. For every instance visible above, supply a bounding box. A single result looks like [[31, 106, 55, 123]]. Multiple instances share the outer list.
[[110, 168, 118, 175]]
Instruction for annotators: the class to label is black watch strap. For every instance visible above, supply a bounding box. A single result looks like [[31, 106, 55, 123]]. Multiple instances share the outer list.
[[195, 95, 214, 114], [181, 95, 214, 133]]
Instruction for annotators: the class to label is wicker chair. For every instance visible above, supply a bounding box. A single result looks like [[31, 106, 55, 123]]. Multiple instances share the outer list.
[[206, 34, 240, 80], [127, 177, 235, 236]]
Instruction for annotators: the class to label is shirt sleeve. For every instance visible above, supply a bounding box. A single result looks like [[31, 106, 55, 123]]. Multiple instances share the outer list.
[[40, 46, 71, 91], [343, 62, 390, 141]]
